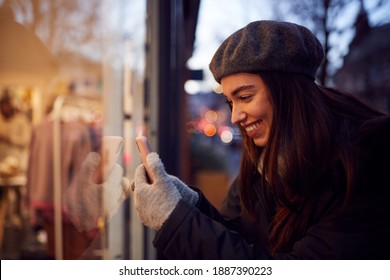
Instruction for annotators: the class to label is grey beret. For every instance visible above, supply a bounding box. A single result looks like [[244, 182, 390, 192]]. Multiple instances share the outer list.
[[209, 20, 324, 83]]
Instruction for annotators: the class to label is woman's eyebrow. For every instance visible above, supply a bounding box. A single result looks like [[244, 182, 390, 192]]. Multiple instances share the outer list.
[[226, 84, 256, 98]]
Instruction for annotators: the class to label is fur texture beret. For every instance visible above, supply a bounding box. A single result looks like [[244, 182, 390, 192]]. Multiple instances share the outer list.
[[209, 20, 324, 83]]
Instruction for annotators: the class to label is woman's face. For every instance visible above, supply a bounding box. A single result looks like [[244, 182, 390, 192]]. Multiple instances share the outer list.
[[221, 73, 273, 147]]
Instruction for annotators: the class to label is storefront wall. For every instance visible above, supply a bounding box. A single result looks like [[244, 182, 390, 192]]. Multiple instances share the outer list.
[[0, 0, 148, 260], [0, 0, 203, 260]]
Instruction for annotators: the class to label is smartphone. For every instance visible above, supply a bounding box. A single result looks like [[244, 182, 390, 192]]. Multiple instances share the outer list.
[[100, 136, 123, 182], [135, 135, 154, 183]]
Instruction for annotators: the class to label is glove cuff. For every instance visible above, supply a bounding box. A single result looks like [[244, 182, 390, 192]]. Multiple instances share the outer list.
[[170, 176, 199, 206]]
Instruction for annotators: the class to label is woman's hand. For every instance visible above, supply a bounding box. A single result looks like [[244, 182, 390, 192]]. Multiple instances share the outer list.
[[132, 152, 183, 231]]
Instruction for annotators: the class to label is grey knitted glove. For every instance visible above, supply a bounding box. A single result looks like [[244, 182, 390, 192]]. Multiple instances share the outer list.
[[139, 151, 198, 206], [133, 152, 182, 231], [168, 175, 199, 206], [65, 152, 131, 231]]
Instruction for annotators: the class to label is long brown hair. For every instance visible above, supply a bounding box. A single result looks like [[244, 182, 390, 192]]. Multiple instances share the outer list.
[[238, 71, 385, 255]]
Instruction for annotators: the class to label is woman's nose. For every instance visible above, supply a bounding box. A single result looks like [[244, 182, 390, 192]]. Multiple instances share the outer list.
[[231, 107, 246, 124]]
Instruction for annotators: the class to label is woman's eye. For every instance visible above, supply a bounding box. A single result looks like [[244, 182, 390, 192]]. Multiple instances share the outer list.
[[239, 95, 251, 101]]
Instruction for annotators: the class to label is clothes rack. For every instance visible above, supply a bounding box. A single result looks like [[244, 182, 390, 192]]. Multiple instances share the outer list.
[[51, 94, 103, 260]]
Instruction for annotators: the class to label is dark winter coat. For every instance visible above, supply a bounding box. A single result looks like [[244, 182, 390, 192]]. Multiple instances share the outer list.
[[153, 117, 390, 259]]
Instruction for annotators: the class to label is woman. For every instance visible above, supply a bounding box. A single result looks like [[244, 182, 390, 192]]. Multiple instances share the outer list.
[[132, 20, 390, 259]]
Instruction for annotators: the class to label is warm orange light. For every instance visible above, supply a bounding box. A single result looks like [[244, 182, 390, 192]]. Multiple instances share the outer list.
[[204, 123, 217, 137]]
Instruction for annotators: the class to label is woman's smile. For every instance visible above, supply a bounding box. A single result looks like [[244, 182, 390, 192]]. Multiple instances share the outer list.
[[242, 120, 263, 137]]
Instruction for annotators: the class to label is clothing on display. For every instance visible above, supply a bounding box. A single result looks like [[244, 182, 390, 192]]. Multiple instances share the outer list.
[[26, 96, 103, 259]]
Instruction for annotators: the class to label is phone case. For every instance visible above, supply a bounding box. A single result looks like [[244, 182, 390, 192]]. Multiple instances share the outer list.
[[136, 135, 154, 183]]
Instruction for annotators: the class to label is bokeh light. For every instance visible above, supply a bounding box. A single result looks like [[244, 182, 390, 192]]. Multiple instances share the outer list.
[[184, 80, 201, 95], [221, 129, 233, 143], [205, 110, 218, 123], [204, 123, 217, 136], [213, 83, 223, 94]]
